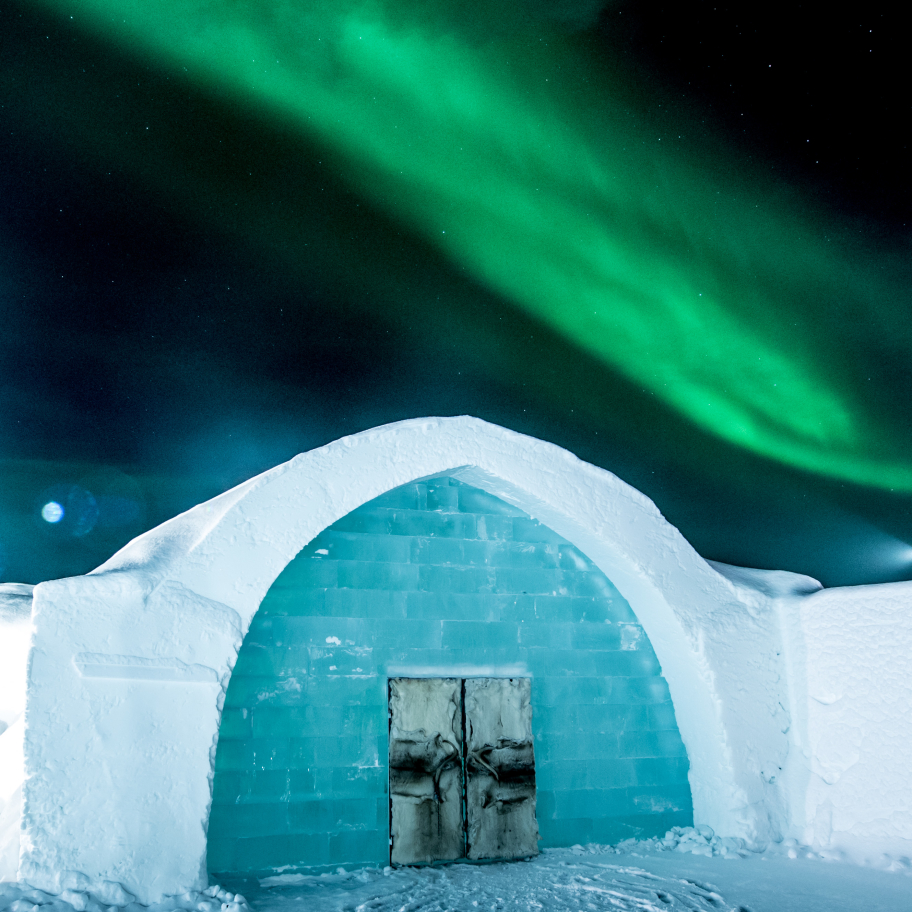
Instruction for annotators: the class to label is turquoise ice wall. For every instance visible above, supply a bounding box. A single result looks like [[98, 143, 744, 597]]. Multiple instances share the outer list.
[[207, 477, 692, 875]]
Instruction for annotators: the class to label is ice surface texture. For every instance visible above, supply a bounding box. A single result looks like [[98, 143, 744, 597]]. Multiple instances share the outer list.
[[207, 477, 692, 874]]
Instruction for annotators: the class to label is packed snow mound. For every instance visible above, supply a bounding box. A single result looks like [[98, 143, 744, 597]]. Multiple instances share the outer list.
[[0, 882, 249, 912], [706, 560, 823, 598], [607, 825, 753, 859], [579, 827, 912, 874]]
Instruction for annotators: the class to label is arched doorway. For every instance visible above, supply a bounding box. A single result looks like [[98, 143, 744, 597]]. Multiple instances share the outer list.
[[207, 475, 692, 876]]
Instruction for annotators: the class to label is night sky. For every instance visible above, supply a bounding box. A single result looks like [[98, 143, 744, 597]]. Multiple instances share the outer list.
[[1, 1, 909, 588]]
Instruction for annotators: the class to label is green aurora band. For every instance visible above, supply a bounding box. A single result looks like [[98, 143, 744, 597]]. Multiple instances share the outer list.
[[28, 0, 912, 490]]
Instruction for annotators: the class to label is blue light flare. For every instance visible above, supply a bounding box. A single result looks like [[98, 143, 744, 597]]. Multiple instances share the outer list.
[[41, 501, 64, 524]]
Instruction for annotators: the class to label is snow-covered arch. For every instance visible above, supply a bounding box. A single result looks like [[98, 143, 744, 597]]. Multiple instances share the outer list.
[[21, 417, 792, 902]]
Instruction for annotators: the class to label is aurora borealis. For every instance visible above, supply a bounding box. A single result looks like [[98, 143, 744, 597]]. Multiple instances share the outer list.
[[1, 1, 909, 585]]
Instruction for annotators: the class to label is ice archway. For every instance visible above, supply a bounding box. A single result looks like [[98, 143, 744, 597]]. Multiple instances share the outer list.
[[22, 417, 790, 902]]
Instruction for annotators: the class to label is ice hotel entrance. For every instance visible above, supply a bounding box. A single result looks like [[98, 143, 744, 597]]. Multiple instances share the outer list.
[[21, 416, 867, 904], [389, 676, 538, 865], [206, 472, 692, 876]]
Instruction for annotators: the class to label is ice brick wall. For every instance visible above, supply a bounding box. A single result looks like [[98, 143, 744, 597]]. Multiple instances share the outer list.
[[207, 477, 692, 874]]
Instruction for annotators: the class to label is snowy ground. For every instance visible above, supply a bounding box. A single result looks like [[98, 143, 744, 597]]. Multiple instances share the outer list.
[[236, 844, 912, 912], [3, 832, 911, 912]]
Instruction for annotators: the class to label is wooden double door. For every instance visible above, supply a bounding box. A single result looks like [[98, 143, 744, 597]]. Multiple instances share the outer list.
[[388, 677, 538, 865]]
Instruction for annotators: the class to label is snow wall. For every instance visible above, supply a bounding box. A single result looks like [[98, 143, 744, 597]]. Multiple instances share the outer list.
[[6, 417, 912, 900], [0, 584, 32, 883]]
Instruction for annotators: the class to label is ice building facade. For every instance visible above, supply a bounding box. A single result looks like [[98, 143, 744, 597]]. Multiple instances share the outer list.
[[206, 476, 691, 875], [1, 417, 911, 901]]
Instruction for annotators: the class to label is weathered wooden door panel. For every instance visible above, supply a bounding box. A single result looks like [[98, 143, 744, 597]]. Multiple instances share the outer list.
[[389, 677, 465, 865], [465, 677, 539, 861]]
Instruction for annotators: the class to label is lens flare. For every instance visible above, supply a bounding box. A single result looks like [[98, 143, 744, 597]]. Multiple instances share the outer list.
[[36, 485, 99, 538], [41, 501, 64, 524]]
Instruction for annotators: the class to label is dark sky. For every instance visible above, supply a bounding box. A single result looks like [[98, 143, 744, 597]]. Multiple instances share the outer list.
[[1, 1, 910, 587]]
